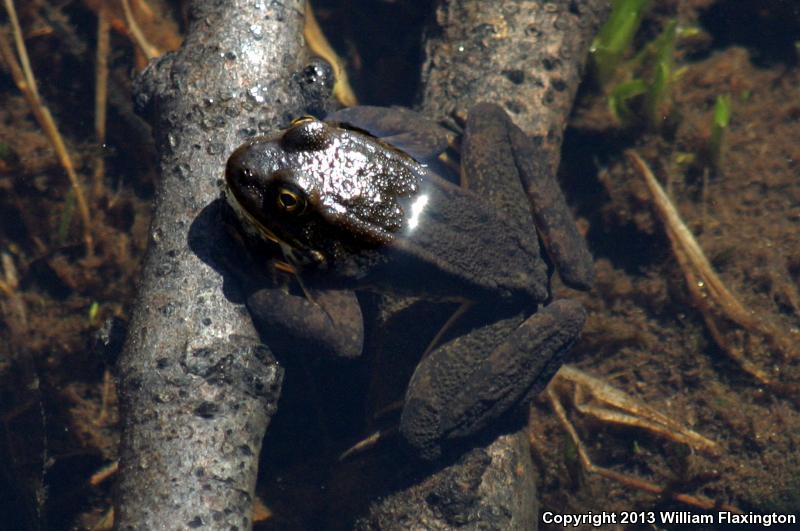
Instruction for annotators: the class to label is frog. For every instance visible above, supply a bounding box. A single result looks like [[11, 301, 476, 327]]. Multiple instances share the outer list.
[[223, 102, 593, 460]]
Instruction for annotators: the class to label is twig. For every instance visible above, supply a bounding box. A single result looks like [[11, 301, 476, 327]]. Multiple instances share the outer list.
[[557, 365, 719, 455], [546, 385, 741, 515], [628, 151, 795, 388], [1, 1, 93, 255], [93, 1, 110, 197], [90, 461, 119, 486], [120, 0, 159, 60]]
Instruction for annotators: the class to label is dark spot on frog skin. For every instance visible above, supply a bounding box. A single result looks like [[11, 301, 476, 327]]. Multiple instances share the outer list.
[[281, 119, 333, 152]]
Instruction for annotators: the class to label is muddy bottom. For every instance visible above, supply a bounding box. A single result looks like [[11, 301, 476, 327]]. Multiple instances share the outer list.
[[535, 12, 800, 526]]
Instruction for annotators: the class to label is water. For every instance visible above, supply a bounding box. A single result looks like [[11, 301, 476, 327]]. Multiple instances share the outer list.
[[1, 0, 799, 529]]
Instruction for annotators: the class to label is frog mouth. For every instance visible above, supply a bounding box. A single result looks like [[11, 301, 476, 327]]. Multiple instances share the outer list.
[[223, 184, 324, 268]]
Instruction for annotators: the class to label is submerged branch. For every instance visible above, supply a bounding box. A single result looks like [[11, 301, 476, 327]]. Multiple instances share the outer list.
[[114, 0, 327, 528]]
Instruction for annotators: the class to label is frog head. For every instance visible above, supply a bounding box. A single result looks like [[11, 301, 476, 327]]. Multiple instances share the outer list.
[[224, 117, 425, 271]]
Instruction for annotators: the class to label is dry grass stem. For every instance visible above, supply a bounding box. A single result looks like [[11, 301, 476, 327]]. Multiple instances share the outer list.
[[556, 365, 719, 455], [94, 368, 113, 425], [338, 429, 385, 461], [0, 251, 28, 333], [422, 299, 474, 359], [628, 151, 794, 386], [0, 251, 19, 296], [93, 2, 110, 197], [4, 0, 34, 90], [630, 151, 754, 328], [89, 461, 119, 487], [545, 376, 740, 514], [89, 507, 114, 531], [1, 1, 94, 255], [120, 0, 159, 59]]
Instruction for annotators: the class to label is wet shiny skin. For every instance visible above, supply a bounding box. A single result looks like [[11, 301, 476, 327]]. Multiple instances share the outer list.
[[225, 116, 423, 264]]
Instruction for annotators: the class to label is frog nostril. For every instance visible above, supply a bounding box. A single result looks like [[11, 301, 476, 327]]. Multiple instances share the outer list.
[[225, 156, 252, 187], [237, 167, 252, 183], [246, 168, 261, 186]]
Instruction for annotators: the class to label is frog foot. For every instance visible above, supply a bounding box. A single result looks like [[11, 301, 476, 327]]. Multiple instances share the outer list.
[[400, 299, 587, 460]]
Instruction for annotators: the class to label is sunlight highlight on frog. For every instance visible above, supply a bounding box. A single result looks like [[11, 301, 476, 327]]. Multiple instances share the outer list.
[[406, 193, 429, 231]]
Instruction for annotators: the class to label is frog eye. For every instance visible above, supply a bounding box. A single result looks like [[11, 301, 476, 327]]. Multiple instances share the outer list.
[[276, 185, 307, 215]]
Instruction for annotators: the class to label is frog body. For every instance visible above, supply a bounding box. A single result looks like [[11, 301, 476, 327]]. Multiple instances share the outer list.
[[224, 103, 592, 459], [226, 111, 547, 304]]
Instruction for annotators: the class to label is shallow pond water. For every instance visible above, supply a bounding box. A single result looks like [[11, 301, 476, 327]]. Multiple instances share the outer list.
[[0, 1, 798, 529]]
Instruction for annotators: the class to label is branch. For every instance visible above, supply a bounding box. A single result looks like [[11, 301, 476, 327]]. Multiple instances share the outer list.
[[114, 1, 330, 528]]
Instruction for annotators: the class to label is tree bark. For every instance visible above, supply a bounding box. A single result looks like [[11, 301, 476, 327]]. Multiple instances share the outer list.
[[421, 0, 610, 174], [114, 1, 330, 529]]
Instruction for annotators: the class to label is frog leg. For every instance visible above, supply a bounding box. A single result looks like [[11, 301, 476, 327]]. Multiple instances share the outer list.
[[247, 285, 363, 359], [463, 103, 594, 291], [400, 298, 586, 460]]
